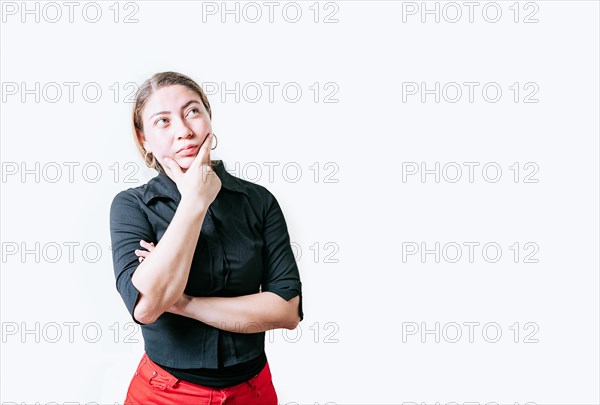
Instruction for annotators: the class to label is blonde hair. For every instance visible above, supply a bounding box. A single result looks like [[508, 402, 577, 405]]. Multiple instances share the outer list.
[[131, 71, 213, 174]]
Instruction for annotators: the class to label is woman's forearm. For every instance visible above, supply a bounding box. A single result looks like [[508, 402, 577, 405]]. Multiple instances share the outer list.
[[171, 292, 301, 333], [131, 197, 208, 324]]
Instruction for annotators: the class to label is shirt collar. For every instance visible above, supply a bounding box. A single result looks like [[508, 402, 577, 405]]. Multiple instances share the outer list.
[[141, 160, 245, 204]]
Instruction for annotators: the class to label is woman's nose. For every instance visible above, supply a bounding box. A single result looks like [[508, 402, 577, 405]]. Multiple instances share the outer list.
[[175, 120, 193, 139]]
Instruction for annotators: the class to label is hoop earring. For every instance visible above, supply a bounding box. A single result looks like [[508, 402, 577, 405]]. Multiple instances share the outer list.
[[211, 133, 218, 150], [144, 150, 154, 167]]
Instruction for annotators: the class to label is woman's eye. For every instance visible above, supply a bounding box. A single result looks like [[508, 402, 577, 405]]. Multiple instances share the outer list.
[[154, 108, 199, 125]]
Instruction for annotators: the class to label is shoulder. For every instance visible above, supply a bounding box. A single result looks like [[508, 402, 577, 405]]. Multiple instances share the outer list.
[[224, 171, 276, 211], [109, 179, 156, 218], [110, 171, 165, 206], [110, 185, 145, 209], [229, 176, 291, 229]]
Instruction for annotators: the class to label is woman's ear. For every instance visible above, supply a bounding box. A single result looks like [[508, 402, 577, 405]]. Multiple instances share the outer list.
[[136, 130, 150, 152]]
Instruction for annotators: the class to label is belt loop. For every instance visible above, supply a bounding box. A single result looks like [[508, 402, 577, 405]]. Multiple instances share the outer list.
[[246, 380, 260, 398], [166, 373, 178, 389]]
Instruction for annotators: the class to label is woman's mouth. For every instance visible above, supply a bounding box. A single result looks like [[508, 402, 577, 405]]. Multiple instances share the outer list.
[[177, 145, 198, 156]]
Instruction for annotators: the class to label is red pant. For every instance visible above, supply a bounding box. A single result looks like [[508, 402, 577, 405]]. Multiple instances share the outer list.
[[124, 352, 278, 405]]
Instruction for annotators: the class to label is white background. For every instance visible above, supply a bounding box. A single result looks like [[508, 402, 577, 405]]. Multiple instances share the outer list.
[[1, 1, 599, 404]]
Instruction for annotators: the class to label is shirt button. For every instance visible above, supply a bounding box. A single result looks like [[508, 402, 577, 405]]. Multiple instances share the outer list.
[[152, 371, 157, 376], [135, 372, 138, 376], [144, 359, 147, 364]]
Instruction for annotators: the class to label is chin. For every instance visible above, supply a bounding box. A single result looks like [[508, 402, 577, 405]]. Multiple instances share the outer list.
[[177, 156, 194, 165]]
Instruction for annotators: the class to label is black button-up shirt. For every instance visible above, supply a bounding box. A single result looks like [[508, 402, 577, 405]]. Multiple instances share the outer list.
[[109, 159, 303, 371]]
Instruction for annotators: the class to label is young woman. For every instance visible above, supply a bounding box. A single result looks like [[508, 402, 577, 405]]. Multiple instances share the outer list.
[[109, 71, 303, 404]]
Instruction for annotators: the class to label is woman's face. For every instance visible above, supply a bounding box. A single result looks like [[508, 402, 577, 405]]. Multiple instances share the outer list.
[[140, 84, 212, 173]]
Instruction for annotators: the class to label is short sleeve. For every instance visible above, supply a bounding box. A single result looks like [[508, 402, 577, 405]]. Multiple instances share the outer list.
[[260, 191, 304, 322], [109, 190, 155, 325]]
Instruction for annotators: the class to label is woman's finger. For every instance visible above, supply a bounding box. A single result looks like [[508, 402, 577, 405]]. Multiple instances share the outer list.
[[135, 249, 151, 258], [192, 133, 212, 169], [163, 156, 183, 183], [140, 240, 155, 250]]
